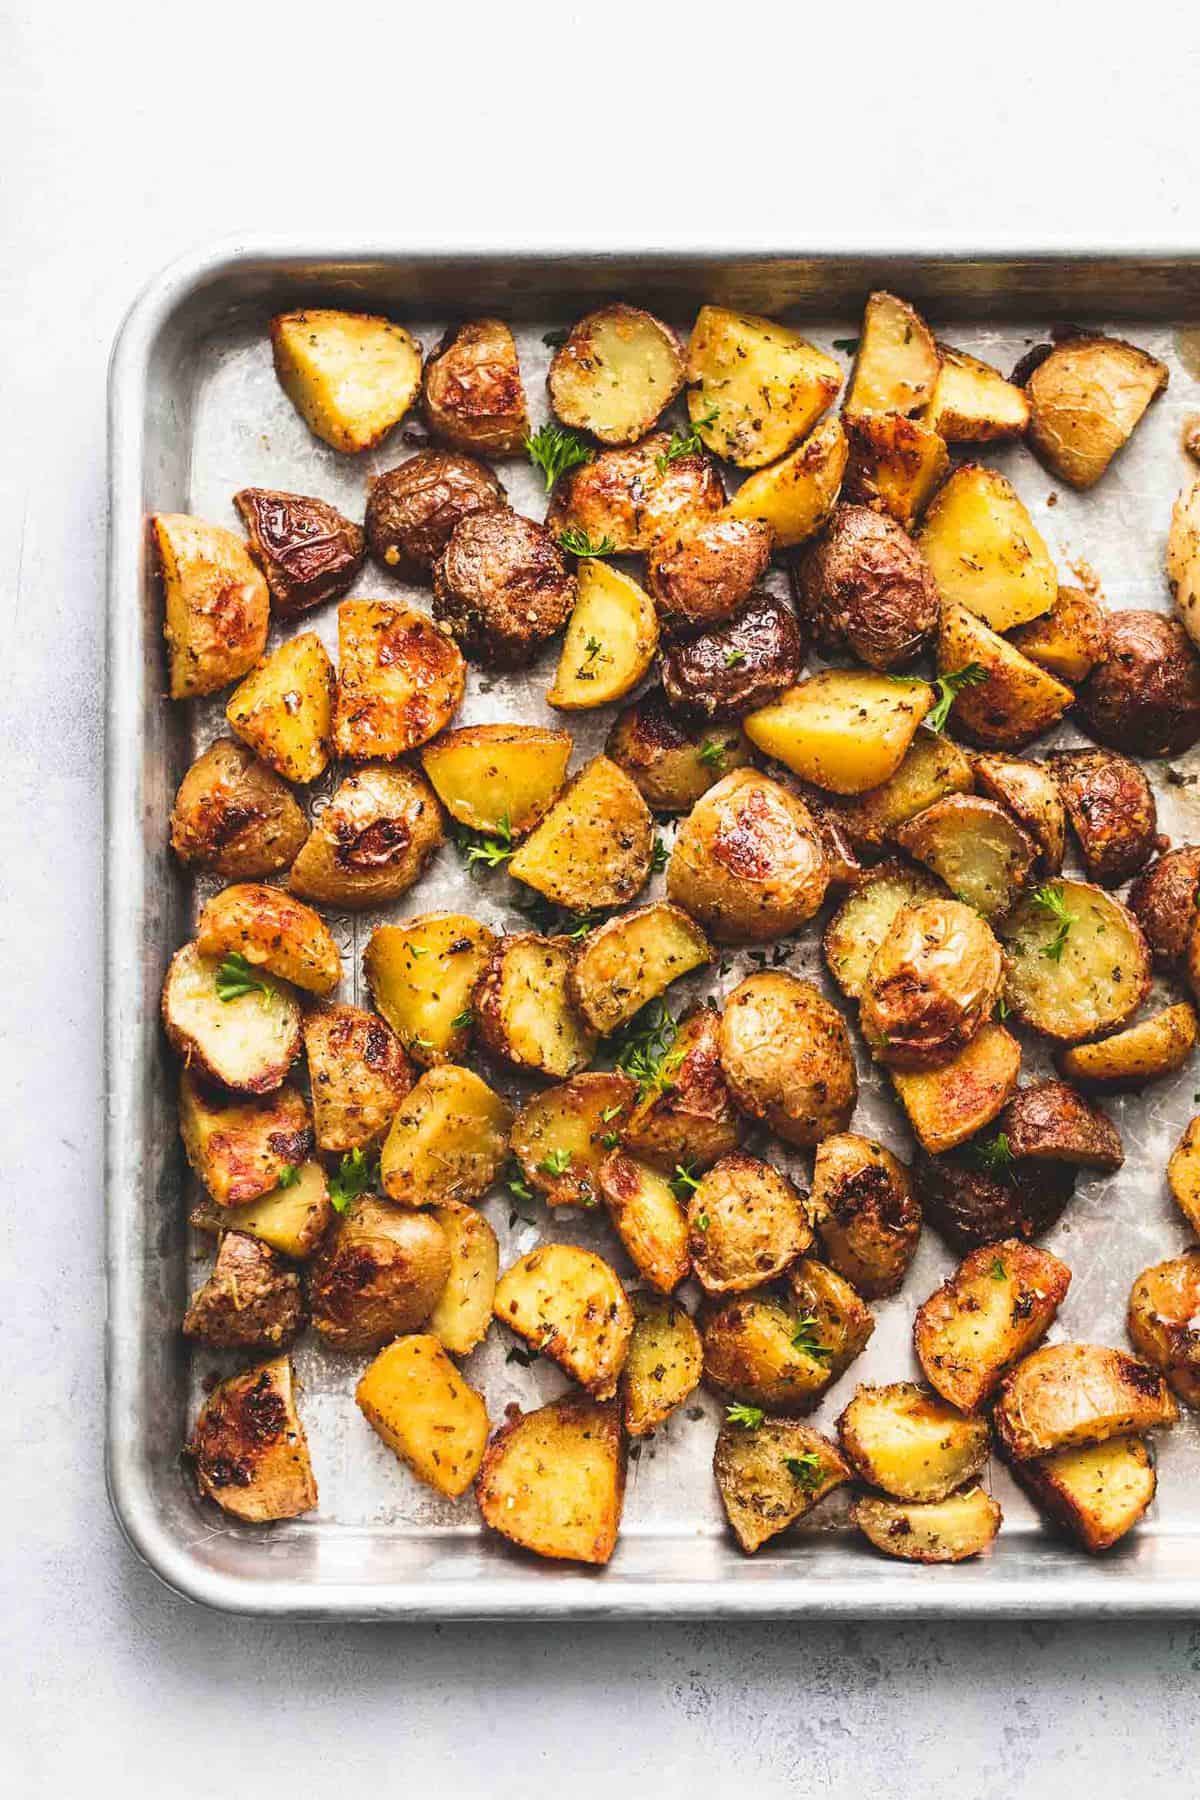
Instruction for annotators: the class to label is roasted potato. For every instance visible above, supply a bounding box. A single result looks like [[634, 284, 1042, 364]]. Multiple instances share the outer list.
[[598, 1149, 692, 1292], [891, 1022, 1021, 1156], [842, 411, 949, 530], [918, 464, 1056, 632], [189, 1159, 333, 1261], [998, 880, 1151, 1042], [225, 631, 334, 785], [723, 414, 847, 547], [233, 487, 364, 617], [1128, 1252, 1200, 1407], [309, 1196, 451, 1352], [605, 689, 754, 814], [971, 751, 1066, 876], [196, 883, 340, 996], [844, 291, 940, 418], [805, 796, 865, 891], [851, 1487, 1001, 1563], [548, 304, 684, 444], [546, 431, 725, 554], [701, 1292, 839, 1413], [914, 1239, 1072, 1412], [666, 770, 827, 944], [356, 1334, 488, 1499], [170, 738, 308, 879], [1015, 1434, 1157, 1552], [494, 1243, 633, 1398], [379, 1065, 512, 1207], [569, 904, 710, 1036], [793, 503, 939, 671], [365, 913, 495, 1065], [828, 731, 973, 852], [1057, 1002, 1198, 1091], [548, 558, 658, 708], [860, 897, 1004, 1072], [1168, 1115, 1200, 1233], [620, 1002, 741, 1173], [660, 591, 804, 723], [508, 755, 653, 912], [433, 509, 575, 669], [621, 1293, 703, 1438], [183, 1231, 304, 1352], [427, 1200, 499, 1358], [936, 599, 1073, 749], [720, 971, 857, 1148], [271, 308, 422, 453], [178, 1072, 312, 1206], [743, 670, 933, 794], [1076, 609, 1200, 758], [914, 1145, 1076, 1251], [1000, 1079, 1124, 1171], [475, 1396, 625, 1565], [365, 450, 506, 579], [646, 517, 773, 636], [333, 597, 465, 760], [822, 859, 947, 1000], [473, 933, 598, 1079], [153, 512, 269, 699], [288, 763, 444, 909], [1025, 333, 1168, 488], [784, 1257, 875, 1376], [421, 318, 528, 455], [922, 342, 1029, 441], [993, 1343, 1178, 1462], [420, 723, 571, 837], [162, 941, 302, 1095], [837, 1383, 989, 1502], [1129, 846, 1200, 970], [510, 1071, 635, 1208], [895, 794, 1036, 919], [714, 1417, 850, 1554], [685, 306, 841, 468], [1045, 748, 1158, 886], [807, 1134, 920, 1299], [187, 1356, 316, 1523], [687, 1152, 812, 1295], [1168, 475, 1200, 652], [304, 1005, 413, 1153], [1010, 585, 1109, 685]]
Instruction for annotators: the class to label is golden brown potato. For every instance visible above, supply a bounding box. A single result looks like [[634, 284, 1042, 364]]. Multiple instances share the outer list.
[[225, 632, 334, 785], [598, 1149, 692, 1293], [427, 1200, 499, 1357], [807, 1134, 920, 1299], [162, 941, 302, 1095], [844, 291, 940, 418], [714, 1417, 850, 1554], [743, 670, 933, 794], [1014, 1434, 1156, 1552], [914, 1144, 1076, 1251], [421, 318, 528, 455], [936, 599, 1073, 749], [998, 880, 1151, 1042], [356, 1335, 488, 1499], [379, 1065, 512, 1207], [914, 1240, 1071, 1412], [1128, 1252, 1200, 1407], [170, 738, 308, 879], [842, 411, 949, 530], [178, 1072, 312, 1206], [473, 933, 597, 1079], [1056, 1003, 1198, 1091], [894, 794, 1037, 919], [546, 431, 725, 553], [784, 1257, 875, 1376], [420, 724, 571, 837], [687, 1152, 812, 1295], [620, 1002, 741, 1173], [891, 1022, 1021, 1156], [646, 516, 773, 636], [1168, 1115, 1200, 1234], [508, 755, 653, 912], [569, 904, 710, 1035], [828, 731, 973, 852], [433, 509, 576, 669], [621, 1293, 703, 1438], [303, 1005, 413, 1153], [494, 1243, 633, 1398], [971, 752, 1066, 876], [365, 913, 495, 1066], [309, 1196, 451, 1352], [510, 1071, 635, 1208], [660, 591, 805, 723], [475, 1396, 625, 1565], [1010, 585, 1109, 685], [793, 504, 938, 670], [720, 971, 857, 1148], [918, 464, 1056, 632], [822, 859, 947, 1001], [1000, 1079, 1123, 1171], [187, 1356, 317, 1523], [549, 304, 684, 444], [365, 450, 506, 579], [548, 559, 658, 709], [189, 1159, 333, 1261], [852, 1487, 1001, 1563], [182, 1231, 304, 1352], [288, 764, 444, 910], [1168, 475, 1200, 652], [860, 898, 1004, 1071], [1129, 846, 1200, 970], [922, 342, 1030, 441], [605, 690, 754, 814], [153, 513, 269, 700], [1076, 610, 1200, 759], [701, 1293, 838, 1413], [993, 1343, 1178, 1462], [1025, 333, 1168, 488], [666, 769, 828, 944], [837, 1383, 990, 1502], [233, 487, 364, 617], [271, 308, 422, 453], [1045, 748, 1157, 887], [196, 883, 340, 997], [685, 305, 841, 467], [723, 414, 848, 547], [333, 598, 466, 759]]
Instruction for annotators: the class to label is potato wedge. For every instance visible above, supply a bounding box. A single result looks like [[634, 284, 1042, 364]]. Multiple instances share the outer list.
[[1129, 846, 1200, 970], [421, 318, 528, 456], [720, 971, 857, 1149], [844, 291, 940, 418], [427, 1200, 499, 1357], [474, 933, 597, 1079], [1127, 1252, 1200, 1410], [303, 1005, 413, 1153], [546, 431, 725, 553], [860, 897, 1004, 1072], [792, 502, 939, 672], [196, 883, 340, 996], [475, 1396, 625, 1565], [686, 306, 841, 468], [936, 599, 1073, 749], [1168, 476, 1200, 652], [971, 752, 1066, 876], [333, 598, 465, 760], [169, 737, 309, 879], [182, 1231, 304, 1353], [998, 880, 1151, 1042], [288, 763, 445, 910], [666, 769, 829, 945], [419, 724, 571, 837], [837, 1383, 990, 1502], [743, 671, 932, 795], [494, 1243, 633, 1398], [891, 1022, 1021, 1156], [162, 941, 302, 1095], [365, 913, 495, 1066], [1046, 748, 1157, 887], [598, 1149, 691, 1293], [807, 1134, 920, 1299], [511, 1071, 635, 1208], [922, 343, 1029, 442], [187, 1356, 316, 1523], [621, 1294, 703, 1438], [714, 1418, 850, 1554], [829, 729, 974, 851], [894, 794, 1036, 919], [508, 755, 653, 912], [356, 1335, 488, 1499], [999, 1079, 1123, 1171], [606, 695, 754, 817], [310, 1197, 450, 1352], [919, 465, 1055, 632], [1025, 334, 1168, 488], [569, 903, 710, 1036], [852, 1487, 1001, 1563], [687, 1152, 812, 1296], [1056, 1003, 1198, 1091], [189, 1159, 332, 1261], [225, 631, 334, 784], [178, 1072, 312, 1206], [822, 859, 947, 1001], [914, 1240, 1071, 1412], [646, 517, 773, 639], [379, 1065, 512, 1207], [784, 1258, 875, 1377], [547, 559, 658, 710], [271, 308, 422, 453], [1078, 607, 1200, 759], [701, 1293, 838, 1413], [364, 450, 506, 580], [914, 1145, 1075, 1252], [233, 486, 364, 618], [549, 304, 684, 444], [153, 513, 269, 700], [724, 414, 847, 547], [1011, 585, 1109, 685], [1169, 1115, 1200, 1234], [993, 1343, 1178, 1461], [843, 411, 949, 531], [1015, 1434, 1156, 1552], [620, 1002, 741, 1173]]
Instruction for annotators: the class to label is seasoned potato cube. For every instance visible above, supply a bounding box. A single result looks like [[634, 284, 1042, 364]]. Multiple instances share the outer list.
[[508, 755, 653, 912], [891, 1022, 1021, 1156], [621, 1293, 703, 1437], [606, 691, 754, 815], [189, 1159, 332, 1260], [720, 971, 857, 1149], [494, 1244, 633, 1398], [162, 941, 302, 1095], [365, 913, 495, 1066], [822, 859, 947, 1000], [303, 1005, 413, 1153], [476, 1396, 625, 1565], [701, 1293, 838, 1413], [546, 431, 725, 554], [548, 559, 658, 710], [420, 724, 571, 837], [356, 1335, 488, 1499], [333, 598, 465, 760], [421, 318, 528, 456], [170, 738, 308, 878], [196, 883, 340, 996], [687, 1152, 812, 1295], [1015, 1434, 1156, 1552], [894, 794, 1036, 918], [510, 1071, 635, 1209], [714, 1417, 850, 1554], [309, 1197, 451, 1352], [598, 1150, 691, 1292], [153, 513, 269, 699], [1046, 747, 1157, 887], [288, 764, 445, 910], [830, 729, 974, 851], [233, 486, 364, 617], [994, 1343, 1178, 1461], [784, 1257, 875, 1377], [1168, 476, 1200, 652], [225, 631, 334, 785], [686, 306, 841, 468], [182, 1231, 304, 1352], [474, 933, 597, 1079], [937, 599, 1073, 748], [427, 1201, 499, 1357], [1168, 1115, 1200, 1234], [845, 291, 940, 418], [914, 1240, 1071, 1412], [271, 308, 422, 453], [843, 411, 949, 530], [379, 1065, 512, 1207], [179, 1072, 312, 1206], [998, 880, 1151, 1042], [852, 1487, 1001, 1563], [724, 414, 847, 547], [1057, 1003, 1198, 1091], [922, 343, 1030, 441], [187, 1356, 316, 1523], [807, 1134, 920, 1299], [860, 896, 1004, 1072], [1011, 585, 1109, 685], [918, 465, 1056, 632], [569, 904, 710, 1035], [838, 1382, 990, 1502], [433, 508, 575, 669], [1025, 333, 1168, 488], [1127, 1252, 1200, 1408], [743, 671, 932, 795], [549, 304, 684, 444], [666, 769, 829, 945], [621, 1002, 740, 1173], [1004, 1079, 1124, 1172], [971, 752, 1066, 876]]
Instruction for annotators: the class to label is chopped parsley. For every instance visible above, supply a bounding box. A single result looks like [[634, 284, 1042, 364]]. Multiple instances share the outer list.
[[506, 1345, 538, 1368], [539, 1147, 573, 1177], [215, 953, 269, 1003], [670, 1163, 701, 1200], [723, 648, 748, 669], [525, 422, 594, 491], [650, 835, 670, 875], [926, 662, 986, 734], [449, 1008, 473, 1031], [698, 737, 730, 770], [784, 1452, 824, 1490], [451, 813, 515, 871], [1032, 882, 1077, 961], [990, 1256, 1009, 1281], [791, 1314, 832, 1365], [725, 1402, 764, 1429], [557, 527, 616, 559], [542, 328, 570, 349], [328, 1148, 379, 1213], [275, 1164, 300, 1189], [655, 405, 719, 472], [832, 336, 860, 355], [613, 999, 684, 1101]]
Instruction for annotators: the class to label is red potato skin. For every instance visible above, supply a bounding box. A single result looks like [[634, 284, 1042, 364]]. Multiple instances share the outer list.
[[1128, 847, 1200, 969], [793, 504, 939, 670], [1075, 611, 1200, 758], [660, 592, 805, 722], [1045, 749, 1159, 887]]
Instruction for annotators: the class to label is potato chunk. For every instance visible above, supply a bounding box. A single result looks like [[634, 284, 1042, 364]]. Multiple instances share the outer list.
[[303, 1005, 413, 1152], [997, 1078, 1123, 1172], [419, 724, 571, 837], [971, 752, 1066, 875], [153, 513, 269, 699], [793, 503, 939, 672], [724, 414, 847, 547], [379, 1065, 512, 1207], [182, 1232, 304, 1352], [1077, 609, 1200, 759], [743, 671, 932, 795], [714, 1418, 850, 1554], [646, 517, 773, 638], [1015, 1435, 1156, 1552], [474, 934, 597, 1079], [686, 306, 841, 467], [807, 1134, 920, 1299], [476, 1396, 625, 1565], [620, 1003, 740, 1173], [890, 1022, 1021, 1156], [511, 1072, 635, 1209], [548, 559, 658, 710], [1025, 333, 1168, 488], [720, 971, 857, 1148], [170, 738, 308, 878], [1046, 747, 1157, 887], [196, 883, 341, 996], [333, 598, 465, 760], [569, 903, 710, 1035], [937, 599, 1073, 749], [687, 1152, 812, 1295], [288, 764, 445, 911], [1057, 1003, 1198, 1092], [993, 1343, 1178, 1462], [494, 1244, 633, 1398], [845, 291, 940, 418], [784, 1258, 875, 1376], [1168, 1116, 1200, 1235], [621, 1294, 703, 1437], [1168, 475, 1200, 652], [895, 794, 1036, 918], [233, 486, 364, 617], [918, 465, 1055, 632], [852, 1487, 1001, 1563], [189, 1159, 332, 1260], [421, 318, 528, 456], [356, 1335, 488, 1499], [860, 897, 1003, 1072], [1011, 585, 1109, 685], [178, 1072, 312, 1205], [822, 859, 947, 1001], [271, 308, 422, 453], [224, 635, 334, 786], [843, 411, 949, 530], [162, 941, 302, 1095], [1127, 1251, 1200, 1408], [828, 730, 974, 854], [549, 304, 684, 444], [597, 1150, 691, 1293], [427, 1201, 499, 1357], [667, 769, 828, 945], [921, 343, 1029, 441], [606, 692, 754, 815], [1129, 846, 1200, 970], [837, 1383, 989, 1502], [701, 1294, 839, 1413], [508, 755, 653, 911], [365, 913, 495, 1066], [546, 432, 725, 554], [187, 1356, 317, 1522], [914, 1240, 1071, 1412], [998, 880, 1151, 1042], [309, 1197, 450, 1352]]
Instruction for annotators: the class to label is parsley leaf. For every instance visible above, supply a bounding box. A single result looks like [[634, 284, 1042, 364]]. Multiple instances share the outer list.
[[275, 1164, 300, 1189], [990, 1256, 1008, 1281], [698, 737, 729, 770], [655, 405, 719, 472], [723, 648, 748, 669], [650, 835, 670, 875], [506, 1345, 538, 1367], [695, 1211, 710, 1232], [525, 422, 594, 491], [926, 662, 986, 734], [215, 953, 269, 1003], [791, 1314, 832, 1364], [613, 999, 684, 1102], [506, 1165, 535, 1205], [451, 814, 515, 871], [784, 1452, 824, 1490], [671, 1163, 701, 1200], [539, 1147, 573, 1177], [450, 1008, 473, 1031], [557, 527, 616, 559], [968, 1133, 1016, 1183], [328, 1148, 379, 1214], [832, 336, 860, 355], [725, 1402, 764, 1429], [1032, 882, 1077, 962]]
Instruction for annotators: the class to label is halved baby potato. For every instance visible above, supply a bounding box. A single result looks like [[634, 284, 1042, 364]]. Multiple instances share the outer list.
[[420, 724, 571, 837], [189, 1160, 333, 1261], [187, 1356, 317, 1523], [894, 794, 1036, 919], [182, 1230, 304, 1354], [822, 859, 947, 1001], [1128, 1252, 1200, 1410], [859, 896, 1004, 1072], [549, 304, 684, 444], [169, 738, 309, 879], [474, 933, 598, 1079], [852, 1487, 1001, 1563], [356, 1334, 488, 1499], [547, 560, 658, 710], [843, 411, 949, 530], [378, 1064, 512, 1206], [546, 431, 725, 554], [1025, 333, 1168, 488], [971, 752, 1066, 876], [271, 308, 422, 453], [918, 465, 1056, 632], [309, 1198, 451, 1352], [606, 693, 755, 814], [303, 1004, 413, 1152], [807, 1134, 920, 1299], [620, 1002, 741, 1173], [1046, 747, 1157, 887], [829, 729, 974, 851], [365, 913, 495, 1066], [993, 1343, 1178, 1462], [720, 971, 858, 1148], [225, 631, 334, 785], [598, 1149, 692, 1293], [714, 1417, 850, 1554], [494, 1243, 633, 1399], [621, 1293, 703, 1438], [153, 512, 269, 700], [288, 764, 445, 910], [937, 600, 1073, 749], [890, 1021, 1021, 1156], [999, 1078, 1123, 1171], [686, 306, 841, 468], [784, 1258, 876, 1377], [510, 1071, 635, 1208], [724, 414, 847, 547], [666, 769, 829, 945], [1011, 585, 1109, 685], [422, 318, 528, 456], [701, 1293, 839, 1414], [844, 291, 940, 418], [687, 1152, 812, 1296], [1169, 1115, 1200, 1235], [1015, 1434, 1157, 1552], [178, 1072, 312, 1206], [508, 755, 653, 912], [162, 941, 302, 1095], [743, 671, 933, 795], [475, 1396, 625, 1565], [333, 598, 466, 760], [837, 1382, 990, 1502], [921, 343, 1029, 441], [569, 903, 710, 1035], [1057, 1003, 1198, 1091], [914, 1240, 1071, 1413], [427, 1200, 500, 1358], [196, 883, 341, 996], [998, 880, 1151, 1043]]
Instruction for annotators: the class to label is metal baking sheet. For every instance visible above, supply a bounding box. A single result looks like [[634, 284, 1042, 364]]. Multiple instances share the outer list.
[[106, 243, 1200, 1617]]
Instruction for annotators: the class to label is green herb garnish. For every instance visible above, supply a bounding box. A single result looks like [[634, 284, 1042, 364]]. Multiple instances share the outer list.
[[275, 1164, 300, 1189], [695, 1211, 710, 1232], [671, 1163, 701, 1200], [542, 328, 570, 349], [723, 648, 747, 669], [968, 1133, 1015, 1181], [525, 422, 594, 491], [506, 1345, 538, 1368], [506, 1166, 535, 1205], [725, 1402, 764, 1429], [926, 662, 986, 734], [698, 737, 729, 770], [613, 1000, 684, 1102], [557, 527, 616, 559], [1032, 882, 1077, 962], [832, 336, 860, 355], [539, 1147, 573, 1177], [791, 1314, 832, 1364], [449, 1009, 473, 1031], [451, 813, 515, 871], [655, 405, 719, 471], [990, 1257, 1008, 1281], [650, 835, 670, 875], [328, 1148, 379, 1214], [784, 1452, 824, 1490], [215, 953, 269, 1003]]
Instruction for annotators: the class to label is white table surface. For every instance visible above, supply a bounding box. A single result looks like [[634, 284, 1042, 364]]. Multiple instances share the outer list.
[[4, 1, 1200, 1789]]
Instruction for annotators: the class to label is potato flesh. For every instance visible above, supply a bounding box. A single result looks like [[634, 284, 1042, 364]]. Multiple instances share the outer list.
[[922, 344, 1030, 442], [493, 1244, 633, 1399], [1057, 1003, 1198, 1090], [919, 465, 1056, 632], [476, 935, 598, 1078], [701, 1294, 836, 1412], [154, 513, 269, 700], [178, 1072, 312, 1205], [838, 1382, 990, 1502], [508, 755, 653, 911], [894, 794, 1035, 919], [334, 599, 466, 759], [822, 861, 946, 1000], [511, 1072, 635, 1208], [890, 1021, 1021, 1155], [1168, 477, 1200, 652], [427, 1202, 499, 1357], [570, 903, 710, 1035], [548, 560, 659, 709], [379, 1065, 512, 1206], [475, 1397, 625, 1565], [845, 291, 940, 418], [365, 914, 495, 1067], [743, 672, 932, 795], [1018, 1435, 1156, 1551], [830, 729, 974, 850], [1011, 585, 1109, 685], [852, 1487, 1000, 1563], [843, 411, 949, 529], [271, 309, 422, 453], [549, 305, 683, 444], [937, 599, 1072, 748], [1026, 335, 1168, 488], [356, 1335, 488, 1499], [724, 415, 847, 547], [714, 1418, 850, 1553], [191, 1159, 332, 1259], [971, 752, 1066, 874], [598, 1150, 691, 1293], [419, 725, 571, 836], [998, 881, 1151, 1043], [163, 942, 302, 1095], [303, 1005, 412, 1153], [621, 1295, 703, 1437], [993, 1342, 1178, 1461], [1168, 1116, 1200, 1234], [196, 883, 341, 996], [786, 1257, 875, 1375], [686, 306, 841, 467], [914, 1240, 1071, 1412], [225, 631, 334, 785]]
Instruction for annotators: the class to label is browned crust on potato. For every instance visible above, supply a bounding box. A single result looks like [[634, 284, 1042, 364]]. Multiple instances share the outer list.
[[792, 503, 939, 670], [421, 318, 529, 456], [183, 1232, 304, 1351], [187, 1357, 317, 1522], [914, 1147, 1076, 1251], [913, 1239, 1072, 1411], [432, 507, 575, 668], [993, 1342, 1178, 1461], [1128, 846, 1200, 969], [1045, 748, 1158, 886], [859, 897, 1004, 1071], [233, 487, 364, 616], [365, 450, 506, 579], [808, 1134, 921, 1299], [169, 738, 308, 879], [547, 432, 725, 554], [1076, 610, 1200, 758], [646, 517, 773, 637], [999, 1079, 1124, 1171], [660, 591, 804, 722], [667, 768, 829, 944], [309, 1197, 451, 1353], [720, 971, 857, 1147]]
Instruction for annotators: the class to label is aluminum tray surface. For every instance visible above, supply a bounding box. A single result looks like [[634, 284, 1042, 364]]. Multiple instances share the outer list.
[[107, 246, 1200, 1617]]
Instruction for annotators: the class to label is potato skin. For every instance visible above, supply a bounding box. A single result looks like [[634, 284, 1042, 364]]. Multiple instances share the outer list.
[[187, 1356, 316, 1523], [303, 1004, 414, 1153], [701, 1293, 837, 1412], [473, 933, 597, 1079], [195, 882, 341, 996], [714, 1417, 850, 1553], [421, 318, 528, 455], [1000, 1079, 1123, 1172], [621, 1003, 741, 1173], [914, 1239, 1072, 1412], [687, 1152, 813, 1294], [667, 769, 828, 944], [170, 738, 308, 879], [183, 1232, 304, 1351], [860, 898, 1004, 1072], [1011, 584, 1109, 685], [605, 689, 754, 814], [432, 508, 575, 668], [793, 504, 939, 670], [660, 591, 804, 722], [547, 432, 725, 554], [309, 1197, 450, 1352], [808, 1133, 920, 1299], [1129, 846, 1200, 969], [1057, 1002, 1198, 1091], [1046, 748, 1158, 886], [365, 451, 505, 579], [287, 764, 444, 909], [993, 1342, 1178, 1462], [154, 513, 269, 699], [1076, 610, 1200, 758], [1128, 1252, 1200, 1407], [1025, 334, 1168, 488], [720, 970, 857, 1147], [646, 517, 773, 638], [233, 487, 364, 617], [914, 1147, 1075, 1251]]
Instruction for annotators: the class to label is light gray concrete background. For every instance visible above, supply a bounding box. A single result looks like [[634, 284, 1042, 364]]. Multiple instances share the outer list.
[[4, 0, 1200, 1789]]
